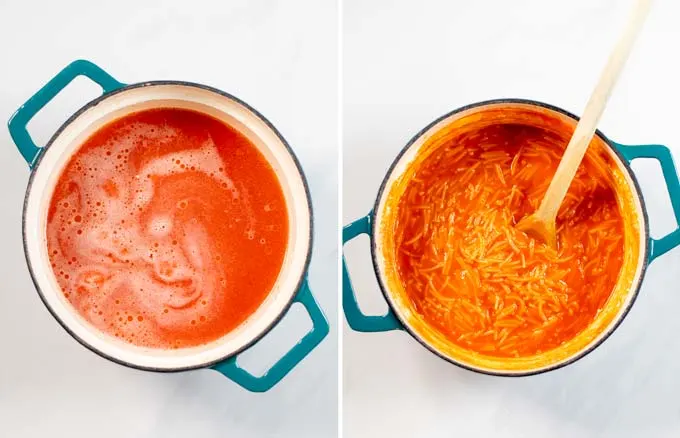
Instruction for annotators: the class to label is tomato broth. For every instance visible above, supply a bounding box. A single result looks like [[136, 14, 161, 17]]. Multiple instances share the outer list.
[[47, 108, 289, 349]]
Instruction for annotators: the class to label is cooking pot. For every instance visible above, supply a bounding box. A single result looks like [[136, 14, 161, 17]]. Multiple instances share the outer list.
[[9, 59, 328, 392], [343, 99, 680, 375]]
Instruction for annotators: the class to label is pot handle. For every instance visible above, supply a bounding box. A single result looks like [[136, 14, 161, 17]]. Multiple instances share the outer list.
[[615, 142, 680, 262], [8, 59, 125, 167], [212, 277, 329, 392], [342, 214, 402, 332]]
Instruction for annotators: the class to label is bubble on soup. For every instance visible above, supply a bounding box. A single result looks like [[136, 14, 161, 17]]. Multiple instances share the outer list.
[[148, 215, 173, 237]]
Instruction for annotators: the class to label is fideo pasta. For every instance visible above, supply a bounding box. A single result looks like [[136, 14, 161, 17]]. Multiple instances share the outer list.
[[394, 123, 625, 358]]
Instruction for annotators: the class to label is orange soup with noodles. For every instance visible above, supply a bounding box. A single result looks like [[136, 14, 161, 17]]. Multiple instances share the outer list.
[[394, 123, 627, 358]]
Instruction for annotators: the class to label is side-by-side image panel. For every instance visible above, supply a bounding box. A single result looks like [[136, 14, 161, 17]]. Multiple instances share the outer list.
[[0, 1, 338, 437], [343, 0, 680, 437]]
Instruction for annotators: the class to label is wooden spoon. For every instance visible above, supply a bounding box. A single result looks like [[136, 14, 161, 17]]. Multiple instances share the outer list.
[[516, 0, 652, 248]]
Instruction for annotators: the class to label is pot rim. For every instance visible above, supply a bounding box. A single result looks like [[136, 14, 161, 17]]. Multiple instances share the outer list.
[[22, 80, 314, 372], [369, 98, 650, 376]]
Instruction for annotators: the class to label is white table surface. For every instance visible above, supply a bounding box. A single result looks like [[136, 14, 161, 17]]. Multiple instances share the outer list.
[[343, 0, 680, 437], [0, 1, 338, 437]]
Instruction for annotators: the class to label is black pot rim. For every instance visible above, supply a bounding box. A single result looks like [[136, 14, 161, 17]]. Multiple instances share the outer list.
[[22, 80, 314, 373], [369, 98, 650, 377]]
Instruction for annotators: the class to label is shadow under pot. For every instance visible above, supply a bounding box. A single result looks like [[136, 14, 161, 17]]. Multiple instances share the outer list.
[[10, 60, 328, 392], [343, 99, 680, 375]]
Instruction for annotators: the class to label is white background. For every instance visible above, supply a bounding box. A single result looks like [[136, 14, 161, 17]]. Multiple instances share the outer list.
[[0, 1, 338, 437], [343, 0, 680, 437]]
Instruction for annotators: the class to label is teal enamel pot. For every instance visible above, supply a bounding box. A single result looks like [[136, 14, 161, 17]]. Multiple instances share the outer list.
[[9, 60, 328, 392], [343, 99, 680, 375]]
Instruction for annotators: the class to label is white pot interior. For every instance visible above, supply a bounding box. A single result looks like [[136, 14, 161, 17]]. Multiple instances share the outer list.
[[373, 102, 647, 374], [23, 83, 311, 370]]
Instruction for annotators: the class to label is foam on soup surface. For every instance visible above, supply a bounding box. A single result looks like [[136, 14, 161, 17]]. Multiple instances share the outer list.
[[47, 108, 288, 349]]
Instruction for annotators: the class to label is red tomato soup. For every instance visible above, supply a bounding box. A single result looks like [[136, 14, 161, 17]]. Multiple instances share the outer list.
[[47, 108, 289, 349]]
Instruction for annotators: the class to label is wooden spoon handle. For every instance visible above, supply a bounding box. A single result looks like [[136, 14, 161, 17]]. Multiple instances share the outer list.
[[536, 0, 652, 221]]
